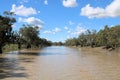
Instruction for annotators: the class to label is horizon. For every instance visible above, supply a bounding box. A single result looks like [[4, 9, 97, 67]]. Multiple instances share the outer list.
[[0, 0, 120, 42]]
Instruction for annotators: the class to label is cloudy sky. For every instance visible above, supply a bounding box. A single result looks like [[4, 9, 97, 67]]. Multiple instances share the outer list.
[[0, 0, 120, 42]]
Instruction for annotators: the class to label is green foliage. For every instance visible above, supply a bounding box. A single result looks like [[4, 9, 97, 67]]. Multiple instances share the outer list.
[[39, 38, 52, 47], [53, 42, 64, 46], [65, 25, 120, 49], [0, 11, 16, 53], [107, 26, 120, 48], [65, 38, 79, 46], [19, 25, 39, 44], [19, 25, 52, 48], [78, 33, 87, 47], [3, 44, 18, 53]]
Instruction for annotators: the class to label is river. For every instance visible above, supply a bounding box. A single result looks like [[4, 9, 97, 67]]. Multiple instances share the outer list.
[[0, 46, 120, 80]]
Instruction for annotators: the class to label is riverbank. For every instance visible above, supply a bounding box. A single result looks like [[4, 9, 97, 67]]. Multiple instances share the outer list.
[[2, 44, 43, 54], [20, 49, 41, 53], [78, 46, 120, 55]]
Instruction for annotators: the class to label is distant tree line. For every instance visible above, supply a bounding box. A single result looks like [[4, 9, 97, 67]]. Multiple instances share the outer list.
[[65, 25, 120, 50], [52, 42, 64, 46]]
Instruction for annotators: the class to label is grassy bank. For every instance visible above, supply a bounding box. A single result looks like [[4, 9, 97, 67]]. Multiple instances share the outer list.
[[3, 44, 27, 53], [3, 44, 18, 53], [2, 44, 43, 53]]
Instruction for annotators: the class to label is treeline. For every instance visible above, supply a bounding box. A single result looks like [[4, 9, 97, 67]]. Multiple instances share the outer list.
[[0, 11, 52, 54], [52, 42, 64, 46], [65, 25, 120, 50], [15, 25, 52, 49]]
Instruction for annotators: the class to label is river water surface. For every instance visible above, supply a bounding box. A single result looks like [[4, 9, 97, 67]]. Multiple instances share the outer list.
[[0, 46, 120, 80]]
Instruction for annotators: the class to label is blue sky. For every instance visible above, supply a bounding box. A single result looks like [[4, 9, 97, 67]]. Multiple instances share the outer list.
[[0, 0, 120, 42]]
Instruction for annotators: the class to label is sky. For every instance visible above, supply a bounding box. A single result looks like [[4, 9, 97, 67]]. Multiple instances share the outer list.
[[0, 0, 120, 42]]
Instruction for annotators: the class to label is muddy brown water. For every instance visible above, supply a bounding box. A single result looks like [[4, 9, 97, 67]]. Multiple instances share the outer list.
[[0, 46, 120, 80]]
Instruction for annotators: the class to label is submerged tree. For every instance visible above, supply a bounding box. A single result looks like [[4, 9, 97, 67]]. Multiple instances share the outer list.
[[0, 11, 16, 53]]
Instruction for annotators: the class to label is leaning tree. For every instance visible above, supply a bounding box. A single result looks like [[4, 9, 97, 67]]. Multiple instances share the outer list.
[[0, 11, 16, 53]]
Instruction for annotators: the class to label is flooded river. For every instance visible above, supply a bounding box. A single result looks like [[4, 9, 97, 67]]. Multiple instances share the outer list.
[[0, 46, 120, 80]]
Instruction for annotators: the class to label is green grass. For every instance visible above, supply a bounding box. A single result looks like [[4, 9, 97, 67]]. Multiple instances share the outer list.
[[3, 44, 18, 53], [2, 44, 41, 53]]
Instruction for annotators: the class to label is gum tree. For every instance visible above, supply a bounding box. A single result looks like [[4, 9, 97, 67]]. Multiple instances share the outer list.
[[0, 11, 16, 53]]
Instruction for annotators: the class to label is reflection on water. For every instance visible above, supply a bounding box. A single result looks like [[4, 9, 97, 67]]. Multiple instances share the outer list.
[[0, 46, 120, 80]]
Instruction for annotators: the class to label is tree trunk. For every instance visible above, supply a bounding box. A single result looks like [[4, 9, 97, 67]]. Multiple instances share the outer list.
[[18, 42, 21, 50], [0, 46, 2, 54]]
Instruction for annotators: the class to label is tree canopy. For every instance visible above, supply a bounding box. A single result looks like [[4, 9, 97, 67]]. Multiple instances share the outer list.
[[0, 12, 16, 53], [19, 25, 52, 49], [65, 25, 120, 50]]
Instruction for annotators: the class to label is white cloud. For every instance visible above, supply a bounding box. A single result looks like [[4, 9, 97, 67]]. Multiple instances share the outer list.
[[44, 0, 48, 5], [110, 25, 115, 27], [81, 4, 105, 18], [19, 17, 44, 28], [43, 27, 61, 34], [63, 0, 78, 7], [65, 24, 87, 36], [64, 26, 72, 34], [69, 21, 74, 25], [18, 17, 23, 22], [67, 35, 71, 39], [64, 26, 69, 30], [64, 26, 72, 33], [53, 27, 61, 32], [71, 25, 87, 35], [67, 30, 72, 33], [38, 11, 40, 13], [106, 0, 120, 17], [80, 0, 120, 18], [12, 24, 16, 28], [19, 0, 29, 4], [11, 4, 37, 17], [43, 31, 55, 34]]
